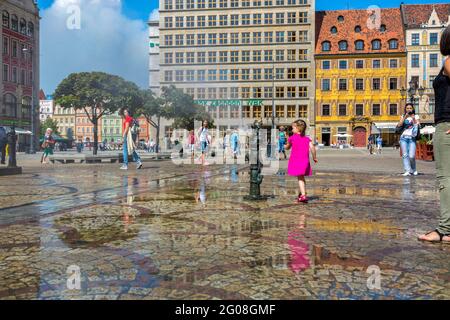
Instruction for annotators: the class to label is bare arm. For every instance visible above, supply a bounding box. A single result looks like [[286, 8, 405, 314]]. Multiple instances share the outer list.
[[309, 141, 318, 163], [285, 139, 292, 151], [444, 58, 450, 76]]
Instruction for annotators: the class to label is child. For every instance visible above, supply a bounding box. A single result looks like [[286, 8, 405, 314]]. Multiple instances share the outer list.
[[41, 128, 55, 164], [285, 120, 318, 203]]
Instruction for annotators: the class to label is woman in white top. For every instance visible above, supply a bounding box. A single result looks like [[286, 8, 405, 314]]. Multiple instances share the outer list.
[[396, 103, 420, 176]]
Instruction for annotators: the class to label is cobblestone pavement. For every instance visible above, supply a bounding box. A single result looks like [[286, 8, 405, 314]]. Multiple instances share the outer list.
[[0, 150, 448, 300]]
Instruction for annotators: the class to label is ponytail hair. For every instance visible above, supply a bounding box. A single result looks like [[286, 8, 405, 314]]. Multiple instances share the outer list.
[[293, 119, 307, 136]]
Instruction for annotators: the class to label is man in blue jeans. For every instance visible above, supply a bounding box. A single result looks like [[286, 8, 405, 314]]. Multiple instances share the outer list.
[[120, 108, 143, 170]]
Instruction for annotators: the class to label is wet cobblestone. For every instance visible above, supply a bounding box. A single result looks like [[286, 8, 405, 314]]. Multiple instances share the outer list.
[[0, 157, 448, 300]]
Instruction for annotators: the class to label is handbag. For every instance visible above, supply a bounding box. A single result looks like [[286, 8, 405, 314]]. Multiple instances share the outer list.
[[395, 124, 404, 135]]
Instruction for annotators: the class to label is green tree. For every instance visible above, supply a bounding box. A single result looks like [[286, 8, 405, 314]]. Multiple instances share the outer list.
[[54, 72, 142, 155], [40, 117, 60, 137]]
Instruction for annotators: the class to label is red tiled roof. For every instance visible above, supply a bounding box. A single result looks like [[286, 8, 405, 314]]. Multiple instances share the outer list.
[[315, 8, 405, 55], [401, 3, 450, 28], [39, 89, 46, 100]]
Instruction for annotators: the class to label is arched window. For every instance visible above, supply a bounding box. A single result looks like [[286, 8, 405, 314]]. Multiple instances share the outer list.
[[322, 41, 331, 52], [355, 40, 364, 50], [21, 97, 31, 119], [2, 10, 9, 28], [330, 26, 337, 34], [389, 39, 398, 49], [372, 39, 381, 50], [338, 40, 348, 51], [355, 25, 361, 33], [380, 24, 386, 32], [28, 22, 34, 38], [337, 15, 344, 22], [11, 15, 18, 31], [3, 93, 17, 118], [20, 18, 27, 34]]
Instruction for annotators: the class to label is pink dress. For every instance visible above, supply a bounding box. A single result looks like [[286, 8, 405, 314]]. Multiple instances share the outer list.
[[287, 134, 312, 176]]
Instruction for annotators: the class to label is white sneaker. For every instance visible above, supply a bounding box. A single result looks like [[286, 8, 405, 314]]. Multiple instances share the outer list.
[[120, 165, 128, 170], [413, 171, 418, 176], [136, 162, 143, 169], [402, 172, 411, 176]]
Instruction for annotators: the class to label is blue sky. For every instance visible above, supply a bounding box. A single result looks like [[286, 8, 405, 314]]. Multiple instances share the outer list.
[[35, 0, 443, 94]]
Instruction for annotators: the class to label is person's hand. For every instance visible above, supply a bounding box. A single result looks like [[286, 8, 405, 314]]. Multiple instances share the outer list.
[[446, 130, 450, 135], [313, 158, 318, 163]]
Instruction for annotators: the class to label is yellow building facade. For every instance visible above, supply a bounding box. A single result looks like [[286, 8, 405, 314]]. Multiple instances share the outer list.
[[315, 9, 407, 147]]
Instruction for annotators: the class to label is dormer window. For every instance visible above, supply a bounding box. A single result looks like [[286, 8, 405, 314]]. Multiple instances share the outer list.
[[355, 40, 364, 50], [338, 40, 348, 51], [372, 39, 381, 50], [322, 41, 331, 52], [338, 15, 344, 22], [355, 25, 361, 33], [389, 39, 398, 49], [331, 26, 337, 34]]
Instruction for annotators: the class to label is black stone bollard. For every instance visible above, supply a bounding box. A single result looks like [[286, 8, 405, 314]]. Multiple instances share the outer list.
[[7, 126, 17, 168]]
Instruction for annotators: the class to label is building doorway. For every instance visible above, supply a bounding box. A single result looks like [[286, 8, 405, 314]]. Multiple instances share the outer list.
[[353, 127, 367, 147], [321, 127, 331, 146]]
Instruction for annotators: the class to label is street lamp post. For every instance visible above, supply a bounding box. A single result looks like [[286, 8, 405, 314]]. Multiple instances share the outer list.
[[271, 60, 276, 159], [23, 47, 36, 154]]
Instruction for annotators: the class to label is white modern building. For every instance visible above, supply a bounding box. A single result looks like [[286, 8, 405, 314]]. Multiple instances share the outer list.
[[39, 95, 53, 122], [401, 3, 450, 125]]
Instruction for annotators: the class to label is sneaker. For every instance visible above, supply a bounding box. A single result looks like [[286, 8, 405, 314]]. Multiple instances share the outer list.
[[402, 172, 411, 176], [120, 165, 128, 170], [298, 195, 309, 203], [136, 162, 143, 169], [413, 171, 418, 176]]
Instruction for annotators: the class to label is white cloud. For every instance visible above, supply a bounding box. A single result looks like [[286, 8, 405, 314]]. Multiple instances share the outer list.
[[149, 8, 159, 21], [40, 0, 148, 94]]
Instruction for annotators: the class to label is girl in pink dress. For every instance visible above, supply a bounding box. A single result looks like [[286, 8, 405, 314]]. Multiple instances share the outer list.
[[285, 120, 318, 203]]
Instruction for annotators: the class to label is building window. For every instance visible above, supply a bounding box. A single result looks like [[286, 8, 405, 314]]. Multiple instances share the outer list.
[[338, 79, 347, 91], [430, 54, 438, 68], [430, 33, 438, 45], [331, 26, 337, 34], [197, 16, 206, 27], [322, 41, 331, 52], [3, 93, 17, 117], [253, 32, 262, 44], [338, 104, 347, 116], [298, 87, 307, 97], [175, 16, 184, 28], [11, 15, 18, 32], [231, 33, 239, 44], [339, 60, 347, 69], [322, 79, 331, 91], [372, 59, 381, 69], [265, 13, 273, 25], [287, 87, 296, 98], [219, 51, 228, 63], [208, 70, 217, 81], [355, 60, 364, 69], [242, 33, 250, 44], [276, 68, 284, 80], [253, 14, 262, 25], [241, 69, 250, 80], [242, 14, 250, 25], [355, 25, 361, 33], [231, 69, 239, 80], [242, 51, 250, 62], [264, 87, 273, 98], [3, 64, 9, 82], [276, 87, 285, 98], [388, 39, 398, 49], [231, 15, 239, 26], [372, 104, 381, 116], [322, 104, 330, 116], [355, 104, 364, 116], [2, 36, 8, 55], [286, 105, 295, 118], [175, 52, 184, 64], [2, 10, 9, 28], [242, 105, 251, 118], [208, 34, 216, 45], [299, 12, 308, 23], [264, 106, 273, 118], [287, 12, 296, 24], [355, 78, 364, 91], [372, 39, 381, 50], [253, 69, 261, 80], [389, 104, 398, 116], [287, 68, 296, 79], [298, 105, 307, 118], [389, 78, 398, 90], [355, 40, 364, 50], [276, 31, 285, 43], [411, 54, 420, 68], [276, 13, 285, 24], [253, 106, 261, 118], [322, 60, 330, 70], [299, 49, 307, 61], [411, 33, 420, 46], [372, 78, 381, 90], [208, 88, 216, 99], [338, 41, 348, 51], [287, 31, 296, 42], [389, 59, 398, 68]]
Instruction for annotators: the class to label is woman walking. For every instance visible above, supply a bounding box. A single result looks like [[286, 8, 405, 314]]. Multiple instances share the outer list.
[[419, 27, 450, 243], [197, 120, 210, 166], [278, 126, 287, 160], [396, 103, 420, 176], [120, 108, 143, 170]]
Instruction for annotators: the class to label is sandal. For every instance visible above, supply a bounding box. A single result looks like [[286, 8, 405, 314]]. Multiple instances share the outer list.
[[418, 229, 450, 243]]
